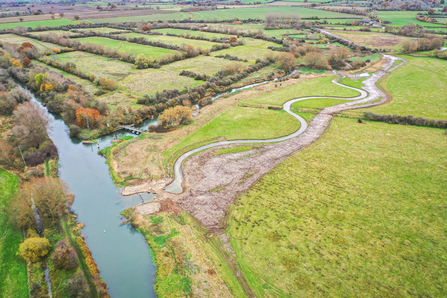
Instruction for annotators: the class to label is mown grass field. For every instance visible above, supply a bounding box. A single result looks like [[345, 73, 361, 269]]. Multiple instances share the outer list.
[[0, 169, 28, 297], [76, 36, 178, 59], [123, 33, 218, 49], [243, 75, 360, 107], [291, 98, 350, 109], [0, 19, 77, 30], [0, 34, 63, 51], [361, 56, 447, 120], [227, 118, 447, 297]]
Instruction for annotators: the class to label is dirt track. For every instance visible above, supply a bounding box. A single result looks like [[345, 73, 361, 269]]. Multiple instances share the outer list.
[[133, 55, 405, 230]]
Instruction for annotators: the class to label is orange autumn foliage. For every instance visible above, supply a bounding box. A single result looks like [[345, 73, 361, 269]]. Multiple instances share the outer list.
[[76, 108, 102, 128]]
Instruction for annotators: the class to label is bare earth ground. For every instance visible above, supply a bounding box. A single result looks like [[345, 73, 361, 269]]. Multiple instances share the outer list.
[[112, 73, 330, 181], [131, 55, 404, 230]]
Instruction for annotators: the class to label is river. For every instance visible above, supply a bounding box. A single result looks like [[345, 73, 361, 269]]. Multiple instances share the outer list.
[[31, 92, 158, 297]]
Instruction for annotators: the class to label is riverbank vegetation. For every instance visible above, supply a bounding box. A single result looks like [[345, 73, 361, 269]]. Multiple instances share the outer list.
[[226, 118, 447, 296], [129, 208, 249, 297]]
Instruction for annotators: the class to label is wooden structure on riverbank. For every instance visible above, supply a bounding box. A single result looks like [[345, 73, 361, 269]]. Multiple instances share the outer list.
[[119, 125, 146, 135]]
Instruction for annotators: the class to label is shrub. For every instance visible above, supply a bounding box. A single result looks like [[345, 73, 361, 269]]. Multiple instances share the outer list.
[[277, 52, 296, 72], [142, 25, 151, 32], [18, 237, 51, 263], [65, 273, 90, 298], [104, 79, 117, 91], [303, 52, 330, 70], [76, 108, 102, 128], [51, 240, 79, 270], [69, 125, 81, 137], [158, 106, 193, 128], [22, 57, 32, 68]]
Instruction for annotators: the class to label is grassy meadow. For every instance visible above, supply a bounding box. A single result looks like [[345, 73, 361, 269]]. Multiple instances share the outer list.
[[52, 51, 136, 82], [0, 19, 77, 30], [243, 76, 360, 107], [0, 169, 28, 297], [227, 118, 447, 297], [361, 56, 447, 120], [152, 28, 230, 39], [123, 33, 218, 49], [162, 55, 249, 75], [0, 34, 63, 51], [190, 7, 357, 21], [210, 38, 279, 62], [377, 11, 447, 28], [76, 36, 178, 59]]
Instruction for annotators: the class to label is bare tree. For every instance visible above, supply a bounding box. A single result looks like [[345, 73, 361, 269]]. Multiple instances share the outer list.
[[12, 101, 50, 150]]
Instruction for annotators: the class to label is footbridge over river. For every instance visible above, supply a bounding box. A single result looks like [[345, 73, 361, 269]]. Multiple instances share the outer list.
[[119, 125, 146, 135]]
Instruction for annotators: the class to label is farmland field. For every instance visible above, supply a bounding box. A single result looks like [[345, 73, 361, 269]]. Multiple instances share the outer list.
[[76, 36, 179, 59], [0, 34, 63, 50], [152, 28, 230, 39], [227, 117, 447, 297], [162, 56, 250, 75], [209, 38, 279, 62], [0, 19, 77, 30], [86, 12, 189, 23], [123, 33, 219, 49], [190, 7, 358, 20], [119, 68, 201, 96], [377, 11, 447, 27], [360, 56, 447, 120], [51, 51, 136, 82], [329, 31, 412, 51]]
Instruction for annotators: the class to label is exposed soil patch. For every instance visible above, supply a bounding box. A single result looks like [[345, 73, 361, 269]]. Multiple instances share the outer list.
[[135, 55, 405, 230]]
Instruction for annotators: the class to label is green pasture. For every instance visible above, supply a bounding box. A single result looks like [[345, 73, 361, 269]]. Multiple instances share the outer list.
[[0, 19, 77, 30], [227, 117, 447, 297], [124, 33, 218, 49], [86, 12, 189, 23], [243, 75, 360, 107], [378, 11, 447, 27], [162, 107, 300, 164], [76, 36, 178, 59], [360, 56, 447, 120], [152, 28, 229, 39], [191, 7, 359, 21], [0, 169, 28, 297]]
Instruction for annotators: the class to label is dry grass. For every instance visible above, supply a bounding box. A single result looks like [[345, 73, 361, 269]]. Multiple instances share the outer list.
[[162, 56, 249, 76], [331, 31, 412, 51], [0, 34, 63, 50]]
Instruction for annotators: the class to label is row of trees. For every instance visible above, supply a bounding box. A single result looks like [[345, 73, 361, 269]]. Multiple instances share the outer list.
[[401, 36, 444, 53]]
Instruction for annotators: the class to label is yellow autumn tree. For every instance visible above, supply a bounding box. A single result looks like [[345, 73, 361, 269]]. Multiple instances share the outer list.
[[11, 58, 22, 68], [18, 237, 51, 263]]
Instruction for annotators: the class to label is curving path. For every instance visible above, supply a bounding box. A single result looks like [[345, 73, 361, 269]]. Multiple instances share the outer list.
[[165, 70, 367, 194], [137, 54, 405, 230]]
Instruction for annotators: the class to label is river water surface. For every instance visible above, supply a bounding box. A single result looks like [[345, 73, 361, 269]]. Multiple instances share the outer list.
[[32, 92, 157, 297]]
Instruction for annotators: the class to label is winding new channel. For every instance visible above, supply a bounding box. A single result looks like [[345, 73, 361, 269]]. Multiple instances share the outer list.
[[165, 73, 368, 194], [30, 92, 158, 297]]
